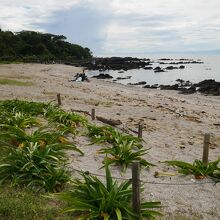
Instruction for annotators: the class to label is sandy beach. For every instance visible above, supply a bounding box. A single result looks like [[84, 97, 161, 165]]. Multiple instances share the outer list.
[[0, 63, 220, 219]]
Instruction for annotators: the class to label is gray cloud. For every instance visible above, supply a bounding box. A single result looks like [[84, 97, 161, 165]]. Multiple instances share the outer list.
[[0, 0, 220, 55]]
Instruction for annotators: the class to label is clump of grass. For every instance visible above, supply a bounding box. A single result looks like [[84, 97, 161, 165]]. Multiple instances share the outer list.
[[0, 78, 33, 86], [0, 99, 47, 116], [0, 185, 72, 220]]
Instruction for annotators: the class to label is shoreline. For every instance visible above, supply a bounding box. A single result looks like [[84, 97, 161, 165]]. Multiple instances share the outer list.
[[0, 63, 220, 219]]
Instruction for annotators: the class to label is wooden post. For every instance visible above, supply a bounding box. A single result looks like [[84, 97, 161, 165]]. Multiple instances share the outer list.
[[57, 93, 61, 106], [132, 162, 141, 220], [138, 123, 143, 139], [91, 108, 95, 120], [202, 133, 210, 165]]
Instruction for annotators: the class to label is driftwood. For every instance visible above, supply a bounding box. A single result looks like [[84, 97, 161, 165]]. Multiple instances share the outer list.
[[71, 109, 90, 116], [71, 108, 137, 134], [96, 116, 122, 126]]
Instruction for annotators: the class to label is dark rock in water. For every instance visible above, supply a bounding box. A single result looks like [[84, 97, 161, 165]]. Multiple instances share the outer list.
[[128, 81, 147, 86], [143, 66, 153, 70], [92, 73, 113, 79], [176, 78, 184, 83], [141, 76, 219, 96], [179, 65, 185, 69], [154, 66, 162, 71], [195, 79, 220, 95], [79, 57, 152, 71], [175, 79, 192, 87], [160, 84, 179, 90], [150, 84, 159, 89], [154, 69, 165, 73], [165, 66, 178, 70], [154, 66, 165, 72], [168, 60, 203, 65], [116, 76, 131, 80], [143, 84, 151, 88], [159, 58, 173, 61], [118, 70, 124, 73], [179, 86, 196, 94]]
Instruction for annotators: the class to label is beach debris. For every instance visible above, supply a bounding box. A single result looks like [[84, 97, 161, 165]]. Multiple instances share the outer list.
[[154, 171, 178, 178], [70, 73, 89, 82], [96, 116, 122, 126]]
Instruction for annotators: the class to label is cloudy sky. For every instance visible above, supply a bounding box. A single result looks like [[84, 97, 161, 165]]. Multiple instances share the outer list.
[[1, 0, 220, 56]]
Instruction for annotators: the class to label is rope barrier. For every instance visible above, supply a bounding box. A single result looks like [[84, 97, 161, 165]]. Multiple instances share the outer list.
[[68, 167, 218, 186]]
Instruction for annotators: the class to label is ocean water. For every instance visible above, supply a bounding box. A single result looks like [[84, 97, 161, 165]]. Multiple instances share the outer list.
[[87, 55, 220, 86]]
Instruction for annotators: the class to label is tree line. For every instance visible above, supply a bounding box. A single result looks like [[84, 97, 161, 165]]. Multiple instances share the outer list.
[[0, 29, 92, 63]]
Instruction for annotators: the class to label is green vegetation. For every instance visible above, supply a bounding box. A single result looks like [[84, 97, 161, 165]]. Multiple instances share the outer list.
[[0, 99, 47, 115], [45, 104, 88, 134], [54, 165, 162, 220], [100, 141, 154, 172], [0, 78, 33, 86], [88, 124, 153, 171], [0, 185, 72, 220], [0, 100, 86, 191], [0, 99, 161, 219], [87, 124, 143, 149], [0, 142, 71, 192], [165, 159, 220, 179], [0, 29, 92, 63]]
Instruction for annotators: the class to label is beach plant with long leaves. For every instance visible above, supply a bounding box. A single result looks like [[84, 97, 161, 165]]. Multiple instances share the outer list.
[[44, 104, 88, 133], [165, 158, 220, 180], [0, 125, 83, 156], [0, 99, 47, 116], [99, 140, 154, 172], [53, 165, 162, 219], [0, 111, 39, 128], [87, 124, 143, 149], [0, 142, 71, 192]]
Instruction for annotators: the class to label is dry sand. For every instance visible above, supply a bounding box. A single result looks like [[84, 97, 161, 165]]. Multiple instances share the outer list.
[[0, 63, 220, 219]]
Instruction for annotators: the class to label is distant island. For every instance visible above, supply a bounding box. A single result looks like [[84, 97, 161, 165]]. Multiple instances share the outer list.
[[0, 29, 92, 63]]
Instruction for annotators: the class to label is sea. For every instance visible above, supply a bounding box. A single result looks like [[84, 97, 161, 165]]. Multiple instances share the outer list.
[[87, 55, 220, 86]]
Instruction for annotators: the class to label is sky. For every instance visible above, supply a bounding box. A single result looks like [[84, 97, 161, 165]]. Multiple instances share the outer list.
[[0, 0, 220, 56]]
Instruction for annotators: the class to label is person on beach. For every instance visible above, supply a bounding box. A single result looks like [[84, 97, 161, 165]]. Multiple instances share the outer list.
[[71, 68, 90, 82]]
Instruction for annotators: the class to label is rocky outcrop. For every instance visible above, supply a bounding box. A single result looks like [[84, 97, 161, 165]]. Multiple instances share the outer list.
[[144, 79, 220, 96], [165, 66, 179, 70], [92, 73, 113, 79], [128, 81, 147, 86], [116, 76, 131, 80], [79, 57, 153, 71], [154, 66, 165, 73], [195, 79, 220, 96]]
